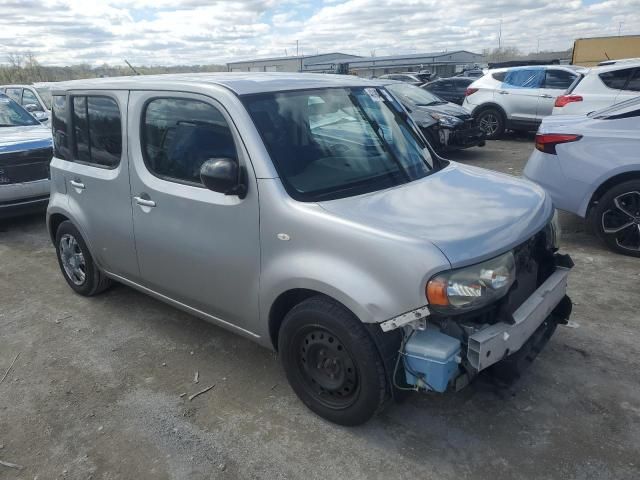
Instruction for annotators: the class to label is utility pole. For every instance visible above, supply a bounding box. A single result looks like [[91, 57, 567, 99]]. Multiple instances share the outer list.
[[296, 40, 299, 56], [618, 22, 623, 35], [498, 19, 502, 50]]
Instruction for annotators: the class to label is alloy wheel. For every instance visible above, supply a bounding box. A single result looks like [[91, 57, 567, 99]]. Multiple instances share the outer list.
[[478, 113, 499, 135], [601, 191, 640, 252], [59, 234, 87, 285]]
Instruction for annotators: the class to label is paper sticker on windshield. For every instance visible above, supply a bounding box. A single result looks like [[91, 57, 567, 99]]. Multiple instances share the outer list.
[[0, 98, 10, 103], [364, 88, 383, 102]]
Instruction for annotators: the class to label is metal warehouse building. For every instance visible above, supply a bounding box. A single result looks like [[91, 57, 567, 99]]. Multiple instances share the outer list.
[[226, 52, 361, 73], [227, 50, 484, 78]]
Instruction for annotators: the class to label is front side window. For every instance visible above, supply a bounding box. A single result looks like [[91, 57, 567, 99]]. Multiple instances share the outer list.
[[544, 69, 577, 90], [243, 87, 434, 201], [71, 96, 122, 168], [599, 68, 633, 90], [22, 89, 41, 109], [0, 95, 40, 127], [141, 98, 238, 186]]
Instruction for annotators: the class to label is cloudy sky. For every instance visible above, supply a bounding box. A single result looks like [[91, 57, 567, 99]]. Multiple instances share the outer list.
[[1, 0, 639, 66]]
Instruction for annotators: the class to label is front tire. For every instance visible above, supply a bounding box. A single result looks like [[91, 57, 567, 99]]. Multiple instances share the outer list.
[[476, 107, 505, 140], [278, 296, 389, 426], [592, 180, 640, 257], [55, 221, 113, 295]]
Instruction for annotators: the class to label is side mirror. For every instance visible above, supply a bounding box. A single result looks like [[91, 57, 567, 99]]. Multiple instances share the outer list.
[[24, 103, 43, 113], [200, 158, 247, 198]]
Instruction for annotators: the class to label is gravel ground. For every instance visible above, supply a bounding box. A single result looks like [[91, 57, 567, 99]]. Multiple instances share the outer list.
[[1, 135, 639, 480]]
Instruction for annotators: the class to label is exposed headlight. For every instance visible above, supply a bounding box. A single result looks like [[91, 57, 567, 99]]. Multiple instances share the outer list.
[[430, 112, 462, 127], [426, 252, 516, 313]]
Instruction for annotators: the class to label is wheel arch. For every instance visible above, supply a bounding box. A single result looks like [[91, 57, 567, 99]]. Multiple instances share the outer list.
[[47, 212, 70, 244], [584, 170, 640, 218], [472, 102, 507, 120]]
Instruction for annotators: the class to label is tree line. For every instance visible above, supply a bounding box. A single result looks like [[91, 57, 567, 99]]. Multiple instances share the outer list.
[[0, 53, 227, 84]]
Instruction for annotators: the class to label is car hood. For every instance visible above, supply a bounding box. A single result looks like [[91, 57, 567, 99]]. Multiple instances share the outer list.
[[0, 125, 52, 154], [318, 162, 553, 268]]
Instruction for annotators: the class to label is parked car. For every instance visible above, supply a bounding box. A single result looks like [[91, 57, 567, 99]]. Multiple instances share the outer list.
[[384, 81, 485, 151], [0, 93, 53, 219], [47, 73, 573, 425], [422, 77, 475, 105], [1, 83, 53, 124], [463, 65, 588, 139], [524, 96, 640, 256], [456, 69, 484, 78], [378, 72, 431, 85], [552, 60, 640, 116]]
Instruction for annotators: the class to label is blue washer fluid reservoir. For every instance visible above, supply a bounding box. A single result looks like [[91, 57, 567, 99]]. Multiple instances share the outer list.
[[403, 329, 461, 392]]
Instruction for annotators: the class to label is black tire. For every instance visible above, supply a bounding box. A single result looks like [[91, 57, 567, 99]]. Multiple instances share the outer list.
[[476, 107, 505, 140], [591, 180, 640, 257], [54, 220, 112, 296], [278, 296, 389, 426]]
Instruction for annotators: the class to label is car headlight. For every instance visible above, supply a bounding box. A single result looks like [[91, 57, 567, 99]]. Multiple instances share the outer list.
[[430, 113, 462, 127], [426, 251, 516, 313]]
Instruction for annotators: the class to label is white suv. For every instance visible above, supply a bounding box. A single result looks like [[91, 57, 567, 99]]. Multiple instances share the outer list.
[[552, 60, 640, 115], [462, 66, 587, 139]]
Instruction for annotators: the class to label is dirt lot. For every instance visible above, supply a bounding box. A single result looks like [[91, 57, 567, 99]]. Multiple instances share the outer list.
[[1, 135, 639, 480]]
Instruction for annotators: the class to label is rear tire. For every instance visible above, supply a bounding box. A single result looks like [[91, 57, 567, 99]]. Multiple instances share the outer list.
[[55, 221, 113, 296], [278, 296, 389, 426], [476, 107, 505, 140], [591, 180, 640, 257]]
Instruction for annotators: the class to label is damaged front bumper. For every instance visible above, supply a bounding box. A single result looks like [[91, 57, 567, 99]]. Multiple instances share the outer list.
[[386, 254, 574, 393], [428, 122, 486, 151]]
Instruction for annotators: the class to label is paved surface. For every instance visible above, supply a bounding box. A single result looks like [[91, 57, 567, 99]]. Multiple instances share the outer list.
[[1, 135, 639, 479]]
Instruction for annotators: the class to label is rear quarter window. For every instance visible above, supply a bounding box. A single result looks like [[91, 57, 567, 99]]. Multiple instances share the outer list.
[[599, 68, 633, 90], [492, 72, 507, 82], [52, 95, 70, 160]]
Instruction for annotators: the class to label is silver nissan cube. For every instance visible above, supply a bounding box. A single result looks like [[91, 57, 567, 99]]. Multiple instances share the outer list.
[[47, 73, 573, 425]]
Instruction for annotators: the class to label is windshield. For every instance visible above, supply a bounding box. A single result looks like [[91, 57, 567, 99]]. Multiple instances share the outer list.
[[386, 83, 444, 106], [0, 96, 40, 127], [590, 95, 640, 118], [35, 87, 52, 109], [243, 87, 435, 201]]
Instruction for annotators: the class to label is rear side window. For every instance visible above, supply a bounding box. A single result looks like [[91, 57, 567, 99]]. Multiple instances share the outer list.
[[22, 89, 40, 108], [141, 98, 238, 186], [625, 69, 640, 92], [492, 71, 507, 82], [71, 96, 122, 168], [52, 95, 70, 160], [543, 69, 577, 90], [599, 68, 633, 89]]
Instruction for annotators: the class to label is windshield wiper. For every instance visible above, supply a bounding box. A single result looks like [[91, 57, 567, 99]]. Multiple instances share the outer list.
[[415, 101, 445, 106]]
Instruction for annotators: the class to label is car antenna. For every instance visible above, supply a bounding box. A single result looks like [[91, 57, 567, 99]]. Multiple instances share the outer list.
[[124, 59, 141, 75]]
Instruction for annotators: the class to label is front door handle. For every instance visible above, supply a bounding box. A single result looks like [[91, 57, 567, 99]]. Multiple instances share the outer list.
[[70, 179, 85, 189], [134, 196, 156, 208], [539, 94, 553, 98]]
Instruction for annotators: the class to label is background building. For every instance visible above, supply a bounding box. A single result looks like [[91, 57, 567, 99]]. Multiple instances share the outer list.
[[226, 52, 361, 73], [227, 50, 484, 78]]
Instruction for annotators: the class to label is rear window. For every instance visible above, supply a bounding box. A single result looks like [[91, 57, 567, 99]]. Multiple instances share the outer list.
[[599, 68, 633, 90], [52, 95, 70, 159]]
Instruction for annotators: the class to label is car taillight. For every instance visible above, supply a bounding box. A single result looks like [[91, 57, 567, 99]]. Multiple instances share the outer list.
[[465, 87, 478, 96], [554, 94, 583, 108], [535, 133, 582, 154]]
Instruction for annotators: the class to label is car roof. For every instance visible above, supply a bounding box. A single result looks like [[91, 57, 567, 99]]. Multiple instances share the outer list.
[[587, 60, 640, 74], [487, 65, 588, 74], [51, 72, 382, 96]]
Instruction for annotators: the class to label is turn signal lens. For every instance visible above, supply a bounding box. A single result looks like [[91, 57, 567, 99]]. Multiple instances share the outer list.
[[426, 278, 449, 306]]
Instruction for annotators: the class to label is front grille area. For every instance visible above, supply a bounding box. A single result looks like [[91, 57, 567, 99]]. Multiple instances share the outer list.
[[0, 147, 53, 184]]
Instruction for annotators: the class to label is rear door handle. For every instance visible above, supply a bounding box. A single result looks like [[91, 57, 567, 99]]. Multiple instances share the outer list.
[[70, 179, 85, 189], [498, 90, 509, 95], [539, 94, 553, 98], [134, 196, 156, 208]]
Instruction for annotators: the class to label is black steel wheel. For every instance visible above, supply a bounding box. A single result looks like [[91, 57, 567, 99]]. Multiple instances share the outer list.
[[593, 180, 640, 257], [296, 327, 359, 409], [278, 296, 390, 425]]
